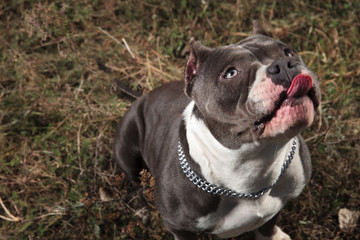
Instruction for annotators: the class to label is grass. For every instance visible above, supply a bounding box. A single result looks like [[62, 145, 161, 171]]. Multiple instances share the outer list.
[[0, 0, 359, 239]]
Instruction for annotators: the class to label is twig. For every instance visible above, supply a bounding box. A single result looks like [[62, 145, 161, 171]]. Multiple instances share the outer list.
[[0, 197, 21, 222], [77, 123, 82, 171], [97, 27, 135, 59], [97, 27, 122, 44], [146, 51, 153, 89], [115, 79, 141, 101], [122, 38, 135, 59], [75, 74, 84, 99]]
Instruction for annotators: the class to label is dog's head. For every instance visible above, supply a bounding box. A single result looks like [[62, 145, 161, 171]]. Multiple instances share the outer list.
[[184, 21, 320, 148]]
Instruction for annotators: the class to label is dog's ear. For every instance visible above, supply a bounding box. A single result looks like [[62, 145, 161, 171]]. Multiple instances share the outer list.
[[252, 19, 270, 36], [184, 41, 210, 96]]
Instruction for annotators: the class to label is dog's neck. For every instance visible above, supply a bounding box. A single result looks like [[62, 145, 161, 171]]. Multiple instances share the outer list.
[[183, 101, 294, 194]]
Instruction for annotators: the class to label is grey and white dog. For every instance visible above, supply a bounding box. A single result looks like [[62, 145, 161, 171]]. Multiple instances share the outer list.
[[115, 21, 320, 240]]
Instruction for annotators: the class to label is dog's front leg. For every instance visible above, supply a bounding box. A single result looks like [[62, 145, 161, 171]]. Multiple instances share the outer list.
[[164, 222, 197, 240], [255, 225, 291, 240], [171, 231, 197, 240], [255, 214, 291, 240]]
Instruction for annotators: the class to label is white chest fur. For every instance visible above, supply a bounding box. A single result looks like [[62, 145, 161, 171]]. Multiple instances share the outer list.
[[183, 102, 306, 237]]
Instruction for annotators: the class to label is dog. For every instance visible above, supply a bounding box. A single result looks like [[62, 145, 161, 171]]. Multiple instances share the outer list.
[[114, 21, 320, 240]]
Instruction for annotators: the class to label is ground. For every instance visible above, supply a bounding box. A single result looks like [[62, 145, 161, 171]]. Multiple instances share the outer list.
[[0, 0, 359, 239]]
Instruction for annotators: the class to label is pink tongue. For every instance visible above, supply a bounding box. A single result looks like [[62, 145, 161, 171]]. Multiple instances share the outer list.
[[287, 74, 313, 97]]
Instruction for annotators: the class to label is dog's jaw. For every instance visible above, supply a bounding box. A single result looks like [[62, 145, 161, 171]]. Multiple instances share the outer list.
[[249, 67, 318, 139], [262, 93, 315, 138]]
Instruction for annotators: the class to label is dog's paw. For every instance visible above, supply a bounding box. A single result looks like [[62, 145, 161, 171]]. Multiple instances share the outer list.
[[255, 226, 291, 240]]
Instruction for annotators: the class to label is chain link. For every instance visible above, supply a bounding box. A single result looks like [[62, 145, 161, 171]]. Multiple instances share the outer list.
[[178, 138, 297, 199]]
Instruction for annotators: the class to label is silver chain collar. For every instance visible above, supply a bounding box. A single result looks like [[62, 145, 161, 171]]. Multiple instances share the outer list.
[[178, 138, 297, 199]]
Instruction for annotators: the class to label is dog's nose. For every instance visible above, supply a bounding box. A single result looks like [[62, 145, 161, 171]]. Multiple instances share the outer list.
[[266, 58, 299, 87], [267, 58, 297, 74]]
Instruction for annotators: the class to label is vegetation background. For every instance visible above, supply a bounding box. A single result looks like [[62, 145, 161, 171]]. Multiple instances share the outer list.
[[0, 0, 359, 239]]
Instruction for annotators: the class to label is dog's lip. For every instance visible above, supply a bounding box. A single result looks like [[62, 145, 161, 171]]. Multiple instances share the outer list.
[[255, 74, 315, 131]]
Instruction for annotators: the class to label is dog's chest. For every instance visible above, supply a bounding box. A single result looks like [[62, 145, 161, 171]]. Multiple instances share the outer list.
[[197, 194, 283, 238]]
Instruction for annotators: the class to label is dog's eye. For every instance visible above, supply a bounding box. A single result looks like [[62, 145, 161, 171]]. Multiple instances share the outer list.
[[284, 49, 294, 57], [224, 68, 238, 79]]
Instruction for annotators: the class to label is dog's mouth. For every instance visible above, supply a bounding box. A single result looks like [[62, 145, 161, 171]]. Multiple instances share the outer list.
[[254, 74, 318, 133]]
